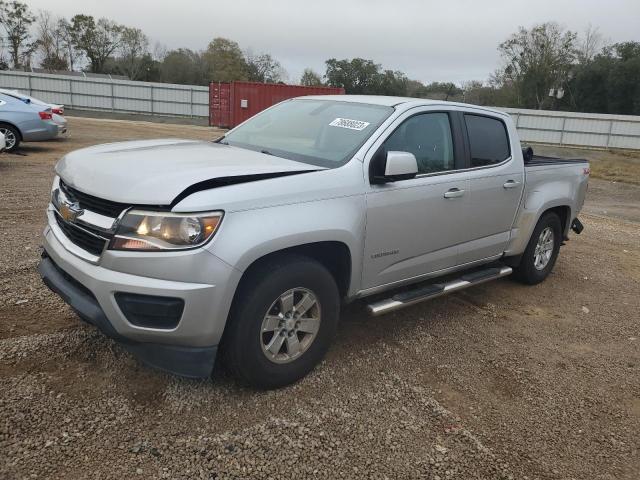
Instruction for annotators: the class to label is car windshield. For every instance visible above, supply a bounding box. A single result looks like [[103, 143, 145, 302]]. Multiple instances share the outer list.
[[221, 99, 394, 167]]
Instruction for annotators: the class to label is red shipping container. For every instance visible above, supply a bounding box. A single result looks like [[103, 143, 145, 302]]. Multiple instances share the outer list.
[[209, 81, 345, 128]]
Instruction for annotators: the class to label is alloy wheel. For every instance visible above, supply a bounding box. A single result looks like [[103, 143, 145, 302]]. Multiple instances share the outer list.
[[0, 128, 16, 150], [533, 226, 554, 270], [260, 288, 321, 364]]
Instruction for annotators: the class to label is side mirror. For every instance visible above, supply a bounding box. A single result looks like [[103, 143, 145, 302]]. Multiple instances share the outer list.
[[385, 151, 418, 177], [370, 148, 419, 184]]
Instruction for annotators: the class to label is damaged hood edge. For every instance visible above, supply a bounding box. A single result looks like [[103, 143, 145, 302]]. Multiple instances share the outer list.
[[55, 139, 326, 205]]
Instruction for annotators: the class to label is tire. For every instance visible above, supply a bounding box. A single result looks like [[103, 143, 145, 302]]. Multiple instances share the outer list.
[[513, 212, 562, 285], [222, 254, 340, 389], [0, 123, 20, 152]]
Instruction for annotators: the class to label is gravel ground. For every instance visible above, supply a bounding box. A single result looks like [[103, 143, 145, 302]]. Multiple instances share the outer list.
[[1, 117, 639, 479]]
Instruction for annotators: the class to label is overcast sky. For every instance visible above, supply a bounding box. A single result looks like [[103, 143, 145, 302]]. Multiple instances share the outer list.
[[25, 0, 640, 84]]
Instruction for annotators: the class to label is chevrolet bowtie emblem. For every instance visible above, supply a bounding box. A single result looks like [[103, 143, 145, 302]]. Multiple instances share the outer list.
[[59, 199, 83, 222]]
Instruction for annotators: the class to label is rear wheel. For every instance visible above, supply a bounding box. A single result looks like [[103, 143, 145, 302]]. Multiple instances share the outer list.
[[513, 212, 562, 285], [222, 254, 340, 389], [0, 124, 20, 152]]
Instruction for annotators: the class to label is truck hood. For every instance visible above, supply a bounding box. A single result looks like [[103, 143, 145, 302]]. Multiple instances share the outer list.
[[56, 139, 323, 205]]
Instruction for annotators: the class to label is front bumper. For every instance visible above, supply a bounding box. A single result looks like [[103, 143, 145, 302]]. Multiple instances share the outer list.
[[38, 254, 216, 377], [39, 220, 241, 378]]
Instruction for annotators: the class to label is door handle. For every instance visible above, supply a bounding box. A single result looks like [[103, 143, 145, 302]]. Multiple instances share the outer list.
[[443, 188, 465, 199], [503, 180, 521, 189]]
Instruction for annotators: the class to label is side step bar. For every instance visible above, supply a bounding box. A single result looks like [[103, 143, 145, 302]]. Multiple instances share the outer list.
[[367, 266, 513, 316]]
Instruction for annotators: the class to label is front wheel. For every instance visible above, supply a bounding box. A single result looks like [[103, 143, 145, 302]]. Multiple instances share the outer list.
[[222, 254, 340, 389], [513, 212, 562, 285]]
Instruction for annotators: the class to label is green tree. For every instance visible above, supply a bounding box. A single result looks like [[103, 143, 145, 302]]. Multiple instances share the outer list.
[[571, 57, 612, 113], [325, 58, 409, 96], [203, 37, 247, 82], [376, 69, 408, 96], [420, 82, 463, 100], [498, 22, 577, 109], [299, 68, 323, 86], [132, 53, 160, 82], [460, 79, 518, 107], [325, 58, 381, 94], [0, 0, 36, 69], [570, 42, 640, 115], [406, 79, 429, 98], [160, 48, 208, 85], [605, 43, 640, 115], [69, 15, 123, 73], [609, 41, 640, 62]]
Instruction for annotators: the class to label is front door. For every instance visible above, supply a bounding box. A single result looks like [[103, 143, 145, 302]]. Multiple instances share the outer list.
[[362, 110, 469, 291]]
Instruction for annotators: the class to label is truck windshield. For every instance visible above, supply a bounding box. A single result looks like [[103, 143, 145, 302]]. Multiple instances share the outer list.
[[220, 99, 393, 167]]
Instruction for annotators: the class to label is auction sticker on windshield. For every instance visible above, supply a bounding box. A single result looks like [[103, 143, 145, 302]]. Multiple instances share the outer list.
[[329, 118, 371, 131]]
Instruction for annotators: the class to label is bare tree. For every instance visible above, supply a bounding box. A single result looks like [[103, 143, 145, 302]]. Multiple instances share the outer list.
[[300, 68, 323, 86], [460, 80, 484, 103], [245, 51, 286, 83], [56, 18, 78, 71], [152, 41, 167, 62], [35, 10, 67, 71], [0, 0, 36, 69], [577, 24, 604, 64], [118, 26, 149, 80]]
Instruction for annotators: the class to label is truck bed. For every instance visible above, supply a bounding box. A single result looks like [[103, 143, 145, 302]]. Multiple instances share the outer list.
[[525, 155, 589, 167]]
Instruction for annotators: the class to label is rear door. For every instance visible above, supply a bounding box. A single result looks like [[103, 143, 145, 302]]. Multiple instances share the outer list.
[[458, 113, 524, 264]]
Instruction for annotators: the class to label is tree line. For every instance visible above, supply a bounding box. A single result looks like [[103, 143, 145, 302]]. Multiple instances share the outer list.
[[0, 0, 638, 115], [0, 1, 288, 84]]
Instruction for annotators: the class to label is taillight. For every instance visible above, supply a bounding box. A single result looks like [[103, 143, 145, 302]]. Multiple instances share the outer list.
[[39, 111, 53, 120], [52, 108, 63, 115]]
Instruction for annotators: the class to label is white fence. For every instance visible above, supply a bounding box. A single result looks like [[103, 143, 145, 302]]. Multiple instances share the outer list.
[[500, 107, 640, 150], [0, 70, 209, 118], [1, 70, 640, 150]]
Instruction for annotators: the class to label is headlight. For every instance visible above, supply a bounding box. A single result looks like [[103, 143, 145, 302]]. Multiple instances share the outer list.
[[110, 210, 223, 251]]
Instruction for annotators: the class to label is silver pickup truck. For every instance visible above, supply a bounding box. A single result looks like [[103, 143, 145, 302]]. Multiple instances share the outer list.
[[38, 95, 589, 388]]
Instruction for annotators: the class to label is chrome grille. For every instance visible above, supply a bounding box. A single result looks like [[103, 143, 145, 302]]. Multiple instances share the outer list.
[[60, 180, 129, 218], [54, 213, 110, 256]]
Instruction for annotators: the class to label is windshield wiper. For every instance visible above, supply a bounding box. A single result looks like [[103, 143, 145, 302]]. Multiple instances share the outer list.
[[260, 149, 273, 156]]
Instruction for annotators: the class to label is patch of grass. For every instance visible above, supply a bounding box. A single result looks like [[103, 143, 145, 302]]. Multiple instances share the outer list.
[[589, 155, 640, 185]]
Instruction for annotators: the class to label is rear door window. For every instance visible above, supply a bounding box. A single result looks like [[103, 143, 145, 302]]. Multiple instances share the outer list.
[[464, 114, 510, 167]]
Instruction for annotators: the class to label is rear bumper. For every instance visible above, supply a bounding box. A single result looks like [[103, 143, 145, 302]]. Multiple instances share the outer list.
[[22, 121, 59, 141], [38, 254, 217, 378]]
